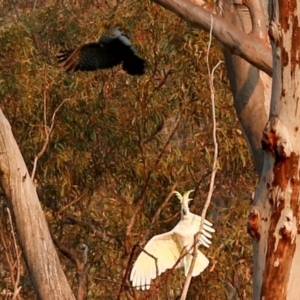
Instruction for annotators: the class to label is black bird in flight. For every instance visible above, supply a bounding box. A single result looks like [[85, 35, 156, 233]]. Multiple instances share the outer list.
[[57, 29, 145, 76]]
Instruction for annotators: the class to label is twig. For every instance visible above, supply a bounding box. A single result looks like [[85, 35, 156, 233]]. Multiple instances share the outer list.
[[6, 208, 22, 300], [32, 0, 38, 12], [119, 114, 183, 298], [124, 114, 182, 253], [144, 183, 178, 239], [62, 213, 118, 246], [117, 243, 139, 300], [31, 80, 69, 180], [58, 191, 88, 215], [11, 0, 20, 22], [31, 66, 70, 180], [180, 15, 223, 300], [52, 237, 87, 300]]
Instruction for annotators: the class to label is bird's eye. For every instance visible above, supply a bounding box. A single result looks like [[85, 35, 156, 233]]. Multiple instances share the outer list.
[[182, 208, 187, 215]]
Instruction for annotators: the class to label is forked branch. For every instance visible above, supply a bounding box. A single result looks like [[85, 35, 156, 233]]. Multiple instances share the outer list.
[[152, 0, 272, 76]]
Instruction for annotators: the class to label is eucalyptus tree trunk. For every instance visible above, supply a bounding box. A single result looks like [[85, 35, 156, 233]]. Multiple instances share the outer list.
[[0, 110, 75, 300], [220, 0, 271, 177], [250, 1, 300, 299], [152, 0, 300, 299]]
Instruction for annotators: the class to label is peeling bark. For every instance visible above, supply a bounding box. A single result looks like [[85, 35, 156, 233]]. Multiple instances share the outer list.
[[261, 155, 298, 299], [247, 208, 261, 241], [254, 1, 300, 299], [151, 0, 300, 299], [0, 110, 75, 300]]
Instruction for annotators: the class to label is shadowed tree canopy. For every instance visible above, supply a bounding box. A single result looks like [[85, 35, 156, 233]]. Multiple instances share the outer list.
[[2, 0, 298, 300], [0, 2, 253, 298]]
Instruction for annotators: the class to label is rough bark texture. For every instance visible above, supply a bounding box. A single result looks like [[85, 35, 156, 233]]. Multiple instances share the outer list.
[[0, 110, 75, 300], [150, 0, 300, 299], [251, 1, 300, 299]]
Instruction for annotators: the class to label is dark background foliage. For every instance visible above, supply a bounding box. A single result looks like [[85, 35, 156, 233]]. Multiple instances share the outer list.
[[0, 0, 256, 299]]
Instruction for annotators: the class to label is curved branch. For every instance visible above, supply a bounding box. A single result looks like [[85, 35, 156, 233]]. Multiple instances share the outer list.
[[152, 0, 272, 76], [242, 0, 268, 38]]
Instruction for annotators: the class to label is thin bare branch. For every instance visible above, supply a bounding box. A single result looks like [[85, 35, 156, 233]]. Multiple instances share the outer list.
[[124, 114, 182, 253], [7, 208, 22, 300], [31, 97, 69, 180], [180, 15, 221, 299], [58, 191, 88, 215], [53, 238, 87, 300], [31, 67, 69, 180], [0, 214, 22, 300], [144, 183, 178, 239], [62, 213, 119, 246]]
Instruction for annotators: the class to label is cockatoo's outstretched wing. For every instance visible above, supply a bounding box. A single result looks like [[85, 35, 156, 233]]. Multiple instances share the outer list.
[[131, 190, 216, 291], [183, 250, 209, 277], [191, 215, 215, 247], [130, 231, 180, 290], [194, 250, 209, 276]]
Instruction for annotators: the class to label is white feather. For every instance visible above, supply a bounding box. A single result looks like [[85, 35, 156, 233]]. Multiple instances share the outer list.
[[130, 190, 215, 290], [111, 28, 137, 54]]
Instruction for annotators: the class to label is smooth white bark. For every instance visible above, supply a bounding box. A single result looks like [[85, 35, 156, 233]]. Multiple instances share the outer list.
[[0, 110, 75, 300]]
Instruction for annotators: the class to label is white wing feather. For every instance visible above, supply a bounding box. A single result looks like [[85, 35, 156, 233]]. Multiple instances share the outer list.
[[193, 250, 209, 276], [183, 250, 209, 277], [189, 214, 215, 247], [130, 190, 216, 290], [130, 231, 181, 290]]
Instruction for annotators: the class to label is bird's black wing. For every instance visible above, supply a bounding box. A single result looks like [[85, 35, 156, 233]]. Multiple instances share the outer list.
[[57, 43, 122, 72], [104, 38, 145, 75], [122, 55, 145, 75]]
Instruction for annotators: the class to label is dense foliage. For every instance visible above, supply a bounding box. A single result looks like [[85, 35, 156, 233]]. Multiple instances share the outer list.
[[0, 1, 256, 299]]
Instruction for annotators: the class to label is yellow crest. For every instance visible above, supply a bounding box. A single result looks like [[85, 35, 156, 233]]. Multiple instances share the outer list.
[[173, 190, 194, 205]]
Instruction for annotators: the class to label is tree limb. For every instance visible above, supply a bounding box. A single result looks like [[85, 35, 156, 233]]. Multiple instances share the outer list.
[[53, 238, 87, 300], [151, 0, 272, 76], [0, 109, 75, 300]]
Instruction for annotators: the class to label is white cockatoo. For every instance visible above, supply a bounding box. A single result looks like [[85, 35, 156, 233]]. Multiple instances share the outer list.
[[130, 190, 215, 290]]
